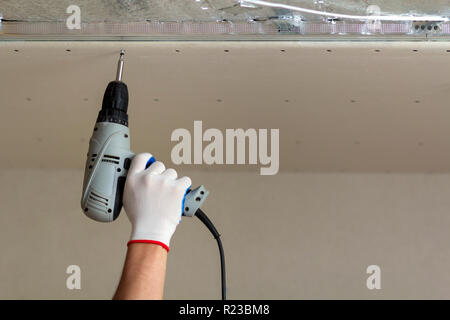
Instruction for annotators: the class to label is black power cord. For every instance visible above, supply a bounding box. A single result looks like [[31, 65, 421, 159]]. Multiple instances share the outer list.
[[195, 209, 226, 300]]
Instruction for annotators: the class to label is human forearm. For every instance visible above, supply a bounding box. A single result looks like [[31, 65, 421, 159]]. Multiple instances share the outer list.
[[113, 243, 167, 300]]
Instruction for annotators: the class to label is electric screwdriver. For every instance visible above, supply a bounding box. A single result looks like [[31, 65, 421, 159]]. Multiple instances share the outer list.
[[80, 50, 226, 299]]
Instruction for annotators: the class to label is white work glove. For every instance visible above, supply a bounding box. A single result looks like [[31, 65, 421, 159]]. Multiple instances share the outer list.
[[123, 153, 191, 252]]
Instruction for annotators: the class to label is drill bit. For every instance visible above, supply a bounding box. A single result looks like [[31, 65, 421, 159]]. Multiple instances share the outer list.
[[116, 50, 125, 82]]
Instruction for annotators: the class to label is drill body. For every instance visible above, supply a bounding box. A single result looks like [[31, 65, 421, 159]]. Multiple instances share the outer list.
[[81, 65, 135, 222]]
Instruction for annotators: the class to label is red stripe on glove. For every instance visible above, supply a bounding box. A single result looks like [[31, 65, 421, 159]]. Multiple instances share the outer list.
[[127, 240, 170, 252]]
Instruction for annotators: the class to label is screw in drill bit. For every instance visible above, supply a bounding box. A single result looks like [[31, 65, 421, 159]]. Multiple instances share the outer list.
[[116, 50, 125, 82]]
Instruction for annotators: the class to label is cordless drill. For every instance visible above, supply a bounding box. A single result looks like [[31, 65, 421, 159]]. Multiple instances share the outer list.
[[80, 50, 208, 223]]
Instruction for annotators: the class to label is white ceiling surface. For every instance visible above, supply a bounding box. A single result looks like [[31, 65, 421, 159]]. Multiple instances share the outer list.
[[1, 41, 450, 173]]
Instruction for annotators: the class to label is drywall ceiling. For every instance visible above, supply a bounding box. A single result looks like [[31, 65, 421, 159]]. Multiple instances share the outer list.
[[1, 41, 450, 173]]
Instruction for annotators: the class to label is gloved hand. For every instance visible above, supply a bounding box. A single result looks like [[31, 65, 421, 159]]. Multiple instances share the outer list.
[[123, 153, 191, 252]]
